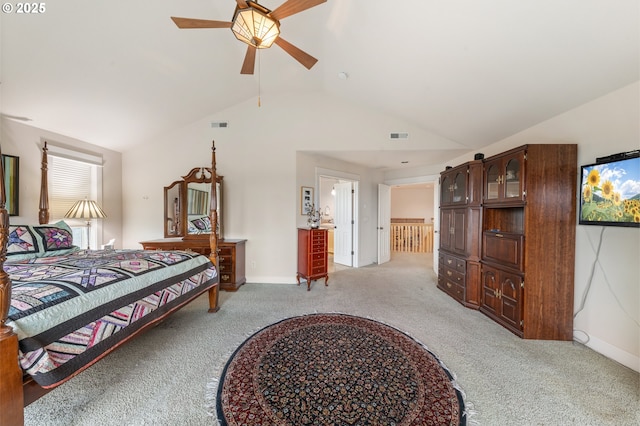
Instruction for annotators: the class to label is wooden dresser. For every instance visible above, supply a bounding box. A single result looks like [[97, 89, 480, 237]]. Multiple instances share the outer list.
[[139, 237, 246, 292], [296, 228, 328, 291], [437, 144, 577, 340], [217, 239, 246, 291], [437, 160, 483, 309]]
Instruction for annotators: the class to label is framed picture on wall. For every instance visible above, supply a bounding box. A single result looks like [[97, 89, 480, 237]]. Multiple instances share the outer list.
[[2, 154, 19, 216], [301, 186, 314, 215]]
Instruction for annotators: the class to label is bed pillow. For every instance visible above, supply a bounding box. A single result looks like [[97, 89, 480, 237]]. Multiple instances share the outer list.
[[7, 221, 77, 260], [188, 216, 211, 233], [34, 221, 74, 251], [7, 225, 41, 260]]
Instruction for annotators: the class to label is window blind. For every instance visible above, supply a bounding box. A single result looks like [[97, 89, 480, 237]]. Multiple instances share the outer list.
[[49, 156, 93, 220]]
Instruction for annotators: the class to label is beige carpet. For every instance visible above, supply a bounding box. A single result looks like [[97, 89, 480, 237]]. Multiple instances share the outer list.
[[24, 253, 639, 425]]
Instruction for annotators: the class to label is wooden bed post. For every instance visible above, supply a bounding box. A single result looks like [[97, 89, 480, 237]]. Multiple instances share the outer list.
[[0, 145, 25, 425], [39, 142, 49, 225], [208, 140, 220, 313]]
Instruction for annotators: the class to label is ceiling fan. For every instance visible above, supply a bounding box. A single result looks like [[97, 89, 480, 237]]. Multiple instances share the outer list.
[[171, 0, 326, 75]]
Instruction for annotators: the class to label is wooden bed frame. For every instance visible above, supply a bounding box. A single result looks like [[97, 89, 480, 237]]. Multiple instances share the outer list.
[[0, 141, 221, 426]]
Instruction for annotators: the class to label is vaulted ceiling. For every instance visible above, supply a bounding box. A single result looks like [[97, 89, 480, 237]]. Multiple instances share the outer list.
[[1, 1, 638, 170]]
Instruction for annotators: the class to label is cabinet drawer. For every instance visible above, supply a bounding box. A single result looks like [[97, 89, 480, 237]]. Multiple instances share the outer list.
[[218, 262, 234, 273], [438, 275, 464, 302], [441, 253, 466, 273], [311, 231, 326, 241], [311, 266, 326, 275], [482, 232, 524, 271], [442, 266, 465, 285], [219, 247, 233, 256], [144, 244, 179, 251], [448, 281, 464, 301]]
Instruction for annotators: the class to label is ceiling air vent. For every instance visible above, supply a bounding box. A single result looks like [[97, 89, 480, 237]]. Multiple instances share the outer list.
[[389, 132, 409, 140], [211, 121, 229, 128]]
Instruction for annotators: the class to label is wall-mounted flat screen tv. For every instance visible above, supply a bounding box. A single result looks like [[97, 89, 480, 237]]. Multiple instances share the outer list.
[[579, 152, 640, 227]]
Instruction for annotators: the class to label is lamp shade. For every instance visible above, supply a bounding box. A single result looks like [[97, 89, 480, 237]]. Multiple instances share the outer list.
[[231, 5, 280, 48], [64, 198, 107, 220]]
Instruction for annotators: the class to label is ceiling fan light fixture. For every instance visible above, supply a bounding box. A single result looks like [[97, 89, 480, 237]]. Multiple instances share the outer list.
[[232, 4, 280, 48]]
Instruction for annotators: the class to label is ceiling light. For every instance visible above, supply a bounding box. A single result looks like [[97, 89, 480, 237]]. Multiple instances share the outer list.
[[337, 72, 349, 80], [231, 2, 280, 48]]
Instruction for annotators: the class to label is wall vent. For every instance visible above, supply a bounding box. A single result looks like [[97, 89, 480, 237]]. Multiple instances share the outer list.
[[389, 132, 409, 140], [211, 121, 229, 128]]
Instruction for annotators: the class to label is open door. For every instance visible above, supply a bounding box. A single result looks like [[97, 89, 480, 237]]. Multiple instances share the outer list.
[[433, 178, 440, 274], [333, 182, 353, 266], [377, 184, 391, 264]]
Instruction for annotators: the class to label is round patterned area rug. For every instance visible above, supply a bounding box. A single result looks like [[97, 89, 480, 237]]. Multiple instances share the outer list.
[[216, 313, 467, 425]]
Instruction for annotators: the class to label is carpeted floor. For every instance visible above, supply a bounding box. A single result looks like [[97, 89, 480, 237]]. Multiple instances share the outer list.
[[23, 253, 640, 425]]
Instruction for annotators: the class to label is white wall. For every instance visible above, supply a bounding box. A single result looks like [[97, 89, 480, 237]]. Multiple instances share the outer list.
[[0, 119, 123, 247], [122, 92, 418, 282], [391, 185, 435, 223], [435, 81, 640, 371]]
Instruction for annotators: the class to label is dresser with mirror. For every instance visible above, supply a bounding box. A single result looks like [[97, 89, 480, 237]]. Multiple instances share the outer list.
[[140, 167, 246, 291]]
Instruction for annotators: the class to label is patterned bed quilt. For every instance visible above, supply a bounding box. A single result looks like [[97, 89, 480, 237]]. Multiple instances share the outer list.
[[6, 248, 218, 388]]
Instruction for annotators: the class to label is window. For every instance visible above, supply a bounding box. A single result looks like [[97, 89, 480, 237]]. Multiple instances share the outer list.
[[46, 141, 103, 249]]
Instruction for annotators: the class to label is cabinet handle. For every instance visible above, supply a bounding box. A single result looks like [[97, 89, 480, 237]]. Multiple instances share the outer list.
[[447, 270, 452, 276], [447, 259, 453, 264], [495, 233, 503, 238], [446, 282, 452, 288]]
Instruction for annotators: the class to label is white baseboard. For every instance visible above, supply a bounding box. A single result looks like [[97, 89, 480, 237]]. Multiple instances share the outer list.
[[245, 276, 298, 284], [583, 334, 640, 372]]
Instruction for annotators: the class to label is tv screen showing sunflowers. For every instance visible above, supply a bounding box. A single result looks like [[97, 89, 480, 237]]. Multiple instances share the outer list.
[[579, 155, 640, 227]]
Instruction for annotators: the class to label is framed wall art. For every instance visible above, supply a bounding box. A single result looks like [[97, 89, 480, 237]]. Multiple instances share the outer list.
[[2, 154, 19, 216], [301, 186, 314, 215]]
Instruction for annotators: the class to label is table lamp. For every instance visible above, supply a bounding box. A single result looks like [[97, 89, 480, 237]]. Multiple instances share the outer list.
[[64, 198, 107, 249]]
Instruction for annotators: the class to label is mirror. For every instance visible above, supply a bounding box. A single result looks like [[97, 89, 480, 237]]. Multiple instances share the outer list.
[[164, 167, 223, 239]]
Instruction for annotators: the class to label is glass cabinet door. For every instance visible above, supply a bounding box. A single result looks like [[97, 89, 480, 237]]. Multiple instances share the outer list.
[[485, 163, 500, 200], [504, 157, 522, 199], [452, 171, 466, 203], [484, 150, 525, 203], [440, 175, 452, 204], [441, 167, 468, 205]]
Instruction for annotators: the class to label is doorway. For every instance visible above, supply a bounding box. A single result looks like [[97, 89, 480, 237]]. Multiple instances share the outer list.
[[382, 178, 438, 273], [317, 169, 359, 268]]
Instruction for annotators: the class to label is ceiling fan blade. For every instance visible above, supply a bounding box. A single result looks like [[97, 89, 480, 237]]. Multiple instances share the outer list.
[[236, 0, 249, 8], [270, 0, 327, 21], [274, 37, 318, 69], [171, 17, 232, 29], [240, 45, 257, 74]]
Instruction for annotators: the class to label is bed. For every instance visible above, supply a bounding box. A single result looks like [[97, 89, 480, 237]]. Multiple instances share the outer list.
[[0, 141, 221, 425]]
